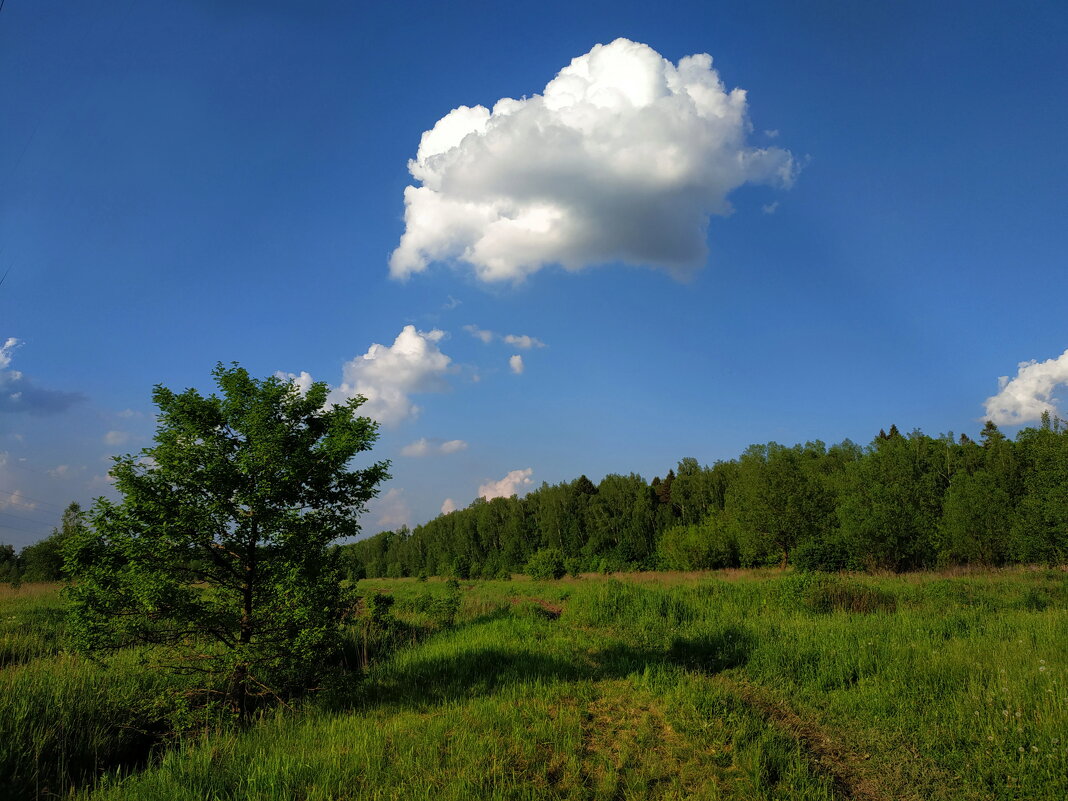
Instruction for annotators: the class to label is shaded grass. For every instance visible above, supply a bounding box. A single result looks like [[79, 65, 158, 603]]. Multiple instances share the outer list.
[[85, 617, 836, 801], [0, 649, 198, 800]]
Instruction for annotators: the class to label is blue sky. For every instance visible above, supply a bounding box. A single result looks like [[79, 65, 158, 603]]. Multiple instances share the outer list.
[[2, 1, 1067, 546]]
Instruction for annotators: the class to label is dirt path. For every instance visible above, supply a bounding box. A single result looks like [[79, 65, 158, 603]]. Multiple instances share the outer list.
[[713, 676, 898, 801]]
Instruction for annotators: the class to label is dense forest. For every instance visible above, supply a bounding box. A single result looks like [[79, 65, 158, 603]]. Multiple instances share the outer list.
[[342, 417, 1068, 579]]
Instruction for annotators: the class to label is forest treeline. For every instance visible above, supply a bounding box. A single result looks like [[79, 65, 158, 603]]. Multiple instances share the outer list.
[[342, 417, 1068, 578], [0, 503, 84, 584]]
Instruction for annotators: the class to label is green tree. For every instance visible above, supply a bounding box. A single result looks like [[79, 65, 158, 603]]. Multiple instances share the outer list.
[[837, 430, 945, 571], [19, 502, 86, 582], [0, 543, 18, 583], [727, 443, 834, 567], [64, 364, 389, 714], [1011, 418, 1068, 563]]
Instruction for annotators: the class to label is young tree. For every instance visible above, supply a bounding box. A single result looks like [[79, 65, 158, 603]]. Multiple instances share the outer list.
[[65, 364, 389, 713]]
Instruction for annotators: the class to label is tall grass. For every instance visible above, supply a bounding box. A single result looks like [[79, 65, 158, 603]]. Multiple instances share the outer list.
[[0, 582, 66, 667], [3, 571, 1065, 800]]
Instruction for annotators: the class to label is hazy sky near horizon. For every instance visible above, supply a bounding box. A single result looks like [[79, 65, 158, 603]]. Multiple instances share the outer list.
[[2, 1, 1067, 547]]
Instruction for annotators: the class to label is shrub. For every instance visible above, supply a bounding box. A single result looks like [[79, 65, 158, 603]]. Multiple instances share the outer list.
[[778, 574, 897, 614], [656, 516, 739, 570], [526, 548, 566, 581], [792, 537, 850, 572], [365, 592, 395, 626]]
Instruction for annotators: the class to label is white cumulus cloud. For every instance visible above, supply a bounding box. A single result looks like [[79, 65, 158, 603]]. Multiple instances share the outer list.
[[479, 468, 534, 500], [278, 325, 453, 428], [390, 38, 795, 284], [401, 437, 469, 457], [984, 349, 1068, 425], [509, 354, 524, 375], [441, 497, 457, 514]]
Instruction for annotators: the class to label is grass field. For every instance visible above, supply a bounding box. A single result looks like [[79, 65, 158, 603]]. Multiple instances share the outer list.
[[1, 570, 1064, 800]]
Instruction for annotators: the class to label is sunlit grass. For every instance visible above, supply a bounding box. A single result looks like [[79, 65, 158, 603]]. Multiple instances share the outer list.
[[2, 570, 1065, 800]]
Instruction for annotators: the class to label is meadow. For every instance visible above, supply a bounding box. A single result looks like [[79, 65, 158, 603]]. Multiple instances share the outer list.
[[0, 569, 1064, 800]]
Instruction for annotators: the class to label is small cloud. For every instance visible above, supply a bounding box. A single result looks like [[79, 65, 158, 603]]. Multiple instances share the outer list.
[[48, 464, 69, 478], [0, 338, 16, 370], [0, 337, 84, 416], [116, 408, 141, 419], [462, 324, 496, 344], [401, 438, 432, 458], [509, 354, 524, 375], [443, 295, 462, 310], [479, 467, 534, 500], [441, 497, 457, 514], [374, 487, 411, 529], [400, 437, 469, 458], [104, 430, 130, 447], [764, 129, 780, 139], [762, 201, 779, 215], [984, 348, 1068, 425], [279, 325, 453, 427], [502, 334, 545, 350], [464, 326, 545, 350], [275, 370, 315, 396], [89, 472, 117, 488], [0, 488, 37, 511]]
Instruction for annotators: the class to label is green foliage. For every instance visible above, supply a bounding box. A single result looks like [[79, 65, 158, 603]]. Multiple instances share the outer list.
[[791, 536, 852, 572], [0, 543, 18, 584], [657, 514, 739, 570], [778, 573, 898, 614], [365, 592, 395, 626], [525, 546, 566, 580], [3, 502, 87, 584], [64, 364, 389, 712], [341, 420, 1068, 579]]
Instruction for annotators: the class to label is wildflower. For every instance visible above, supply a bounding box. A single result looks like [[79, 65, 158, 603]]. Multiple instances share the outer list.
[[1039, 666, 1047, 672]]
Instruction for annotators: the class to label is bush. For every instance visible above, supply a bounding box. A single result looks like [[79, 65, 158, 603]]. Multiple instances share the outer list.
[[657, 516, 739, 570], [792, 537, 850, 572], [778, 574, 897, 614], [564, 557, 584, 578], [451, 556, 471, 580], [365, 592, 395, 626], [525, 548, 566, 581]]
